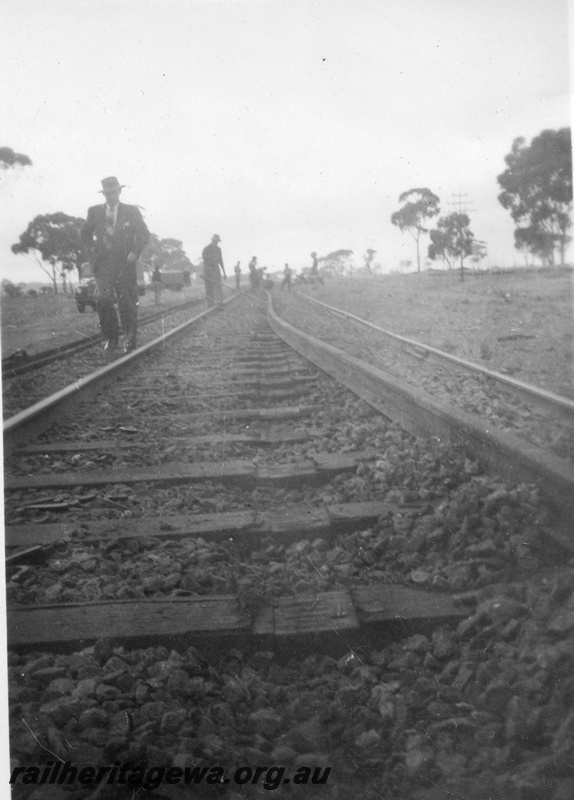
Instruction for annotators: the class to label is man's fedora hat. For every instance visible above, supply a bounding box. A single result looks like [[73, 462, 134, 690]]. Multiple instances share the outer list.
[[99, 176, 125, 193], [212, 234, 221, 243]]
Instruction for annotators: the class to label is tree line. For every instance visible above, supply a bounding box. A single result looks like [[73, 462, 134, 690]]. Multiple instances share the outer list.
[[390, 128, 572, 278], [3, 126, 572, 291]]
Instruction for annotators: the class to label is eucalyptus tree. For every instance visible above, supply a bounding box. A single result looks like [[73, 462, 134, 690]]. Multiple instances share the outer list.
[[428, 212, 475, 280], [497, 128, 572, 265], [139, 235, 195, 278], [11, 213, 85, 293], [391, 188, 440, 272], [0, 147, 32, 169], [320, 249, 353, 278]]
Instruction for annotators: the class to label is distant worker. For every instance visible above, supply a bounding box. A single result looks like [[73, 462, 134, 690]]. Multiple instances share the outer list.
[[281, 263, 293, 291], [202, 234, 226, 310], [234, 261, 242, 290], [248, 257, 259, 292], [310, 251, 323, 285], [261, 267, 274, 290], [81, 176, 149, 354], [151, 266, 163, 305]]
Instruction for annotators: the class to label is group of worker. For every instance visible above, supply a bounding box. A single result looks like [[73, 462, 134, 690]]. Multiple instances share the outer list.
[[233, 257, 272, 293], [232, 252, 321, 294], [81, 176, 322, 357]]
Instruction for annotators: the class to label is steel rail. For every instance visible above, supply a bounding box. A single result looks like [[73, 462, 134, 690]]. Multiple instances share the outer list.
[[5, 293, 465, 653], [295, 291, 574, 429], [2, 294, 239, 455], [267, 293, 574, 549], [2, 298, 205, 379]]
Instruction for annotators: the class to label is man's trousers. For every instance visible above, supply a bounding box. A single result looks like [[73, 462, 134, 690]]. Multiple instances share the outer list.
[[204, 265, 223, 308], [94, 260, 138, 347]]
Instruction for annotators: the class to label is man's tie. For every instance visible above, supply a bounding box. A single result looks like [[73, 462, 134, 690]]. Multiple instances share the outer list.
[[106, 206, 115, 237]]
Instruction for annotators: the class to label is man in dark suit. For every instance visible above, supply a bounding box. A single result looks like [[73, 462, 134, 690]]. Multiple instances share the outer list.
[[81, 176, 149, 353], [202, 234, 226, 309]]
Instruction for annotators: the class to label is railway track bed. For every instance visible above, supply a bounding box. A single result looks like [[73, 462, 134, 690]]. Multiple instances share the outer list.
[[2, 299, 207, 419], [277, 292, 574, 463], [6, 292, 574, 799], [1, 298, 205, 379]]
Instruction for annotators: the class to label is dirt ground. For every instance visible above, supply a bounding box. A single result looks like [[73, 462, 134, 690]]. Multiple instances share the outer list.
[[303, 267, 574, 399]]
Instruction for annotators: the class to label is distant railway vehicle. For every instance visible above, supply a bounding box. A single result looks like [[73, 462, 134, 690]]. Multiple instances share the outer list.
[[75, 262, 146, 312], [74, 278, 97, 313], [161, 270, 191, 291]]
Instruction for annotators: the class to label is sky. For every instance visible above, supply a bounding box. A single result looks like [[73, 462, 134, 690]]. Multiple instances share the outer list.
[[0, 0, 571, 285]]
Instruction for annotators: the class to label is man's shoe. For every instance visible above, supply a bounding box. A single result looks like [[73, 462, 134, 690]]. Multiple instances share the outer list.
[[103, 339, 119, 352], [123, 340, 136, 353]]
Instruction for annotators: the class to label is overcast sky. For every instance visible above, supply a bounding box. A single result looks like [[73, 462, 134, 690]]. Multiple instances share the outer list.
[[0, 0, 571, 284]]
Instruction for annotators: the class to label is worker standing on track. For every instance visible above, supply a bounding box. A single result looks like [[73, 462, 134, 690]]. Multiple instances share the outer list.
[[261, 267, 273, 290], [248, 257, 259, 292], [281, 263, 293, 291], [81, 176, 149, 355], [234, 261, 242, 290], [310, 251, 324, 286], [202, 234, 226, 310]]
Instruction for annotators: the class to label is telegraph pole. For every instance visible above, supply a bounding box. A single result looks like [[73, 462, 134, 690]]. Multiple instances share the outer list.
[[447, 193, 476, 280], [447, 192, 475, 215]]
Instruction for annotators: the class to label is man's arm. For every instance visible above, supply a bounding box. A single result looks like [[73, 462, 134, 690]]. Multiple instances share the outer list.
[[218, 248, 226, 279], [127, 206, 150, 264]]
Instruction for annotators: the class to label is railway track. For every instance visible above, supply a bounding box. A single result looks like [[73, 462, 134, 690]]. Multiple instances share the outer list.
[[296, 292, 574, 409], [2, 298, 207, 419], [288, 291, 574, 461], [272, 293, 574, 544], [2, 297, 205, 380], [5, 291, 574, 799]]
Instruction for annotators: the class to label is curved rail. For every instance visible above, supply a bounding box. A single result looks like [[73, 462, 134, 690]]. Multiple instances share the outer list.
[[267, 293, 574, 548], [295, 291, 574, 429]]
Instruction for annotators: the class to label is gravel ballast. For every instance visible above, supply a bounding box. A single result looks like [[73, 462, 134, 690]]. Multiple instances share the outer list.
[[7, 293, 574, 800]]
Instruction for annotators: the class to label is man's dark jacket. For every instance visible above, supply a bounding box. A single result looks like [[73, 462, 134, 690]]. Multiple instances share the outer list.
[[202, 242, 224, 271], [81, 202, 149, 275]]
